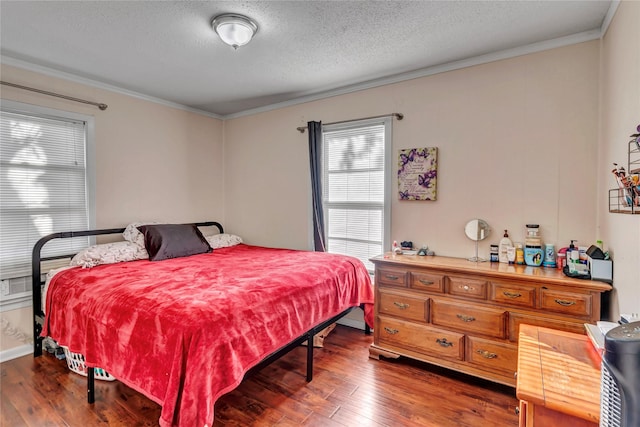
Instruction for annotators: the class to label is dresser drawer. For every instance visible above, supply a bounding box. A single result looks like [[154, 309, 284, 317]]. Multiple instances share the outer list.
[[378, 289, 428, 322], [508, 312, 586, 341], [540, 288, 592, 317], [447, 276, 487, 299], [431, 299, 506, 338], [409, 271, 445, 293], [466, 336, 518, 376], [377, 267, 407, 287], [377, 316, 465, 361], [490, 282, 536, 308]]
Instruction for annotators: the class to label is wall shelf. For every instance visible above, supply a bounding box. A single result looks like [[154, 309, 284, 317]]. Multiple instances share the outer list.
[[609, 188, 639, 214], [609, 135, 640, 214]]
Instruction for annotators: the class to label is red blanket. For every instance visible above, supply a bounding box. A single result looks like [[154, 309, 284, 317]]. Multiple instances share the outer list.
[[42, 244, 374, 427]]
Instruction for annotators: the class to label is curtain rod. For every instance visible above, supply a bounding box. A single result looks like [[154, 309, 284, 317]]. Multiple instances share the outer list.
[[0, 81, 108, 111], [296, 112, 403, 133]]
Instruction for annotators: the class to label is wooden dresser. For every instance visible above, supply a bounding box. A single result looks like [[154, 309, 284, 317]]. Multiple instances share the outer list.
[[369, 254, 611, 386], [516, 324, 601, 426]]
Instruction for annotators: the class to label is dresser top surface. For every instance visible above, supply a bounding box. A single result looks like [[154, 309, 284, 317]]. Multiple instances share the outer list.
[[370, 253, 612, 291], [516, 324, 601, 423]]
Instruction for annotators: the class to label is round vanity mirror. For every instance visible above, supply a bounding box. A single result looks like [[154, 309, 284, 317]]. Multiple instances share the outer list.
[[465, 219, 490, 241], [465, 219, 490, 262]]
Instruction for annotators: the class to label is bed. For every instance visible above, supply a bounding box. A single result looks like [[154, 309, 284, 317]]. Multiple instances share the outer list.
[[32, 221, 374, 427]]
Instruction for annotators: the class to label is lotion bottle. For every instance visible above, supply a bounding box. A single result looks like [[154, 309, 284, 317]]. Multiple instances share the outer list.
[[498, 230, 513, 264], [568, 240, 579, 264]]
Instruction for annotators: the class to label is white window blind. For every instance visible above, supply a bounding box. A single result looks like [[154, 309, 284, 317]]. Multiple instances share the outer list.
[[0, 106, 91, 283], [322, 118, 391, 272]]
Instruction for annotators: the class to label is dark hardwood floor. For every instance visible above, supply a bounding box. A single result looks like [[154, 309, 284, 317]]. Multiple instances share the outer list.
[[1, 325, 519, 426]]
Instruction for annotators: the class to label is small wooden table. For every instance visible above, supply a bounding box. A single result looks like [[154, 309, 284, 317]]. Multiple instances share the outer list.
[[516, 324, 601, 427]]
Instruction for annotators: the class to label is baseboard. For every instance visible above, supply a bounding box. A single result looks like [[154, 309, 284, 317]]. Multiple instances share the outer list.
[[0, 344, 31, 363], [336, 317, 366, 331]]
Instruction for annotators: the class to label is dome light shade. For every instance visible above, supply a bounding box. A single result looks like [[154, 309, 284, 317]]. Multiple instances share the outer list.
[[211, 14, 258, 49]]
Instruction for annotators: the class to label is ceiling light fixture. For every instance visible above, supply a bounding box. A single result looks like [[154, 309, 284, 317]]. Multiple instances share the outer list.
[[211, 13, 258, 50]]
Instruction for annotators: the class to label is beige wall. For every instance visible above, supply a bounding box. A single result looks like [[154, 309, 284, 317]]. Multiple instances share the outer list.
[[1, 64, 225, 226], [598, 0, 640, 319], [225, 42, 600, 259], [0, 64, 224, 356], [224, 41, 602, 329]]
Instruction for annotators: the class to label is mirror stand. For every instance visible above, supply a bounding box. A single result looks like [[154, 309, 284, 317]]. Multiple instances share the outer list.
[[468, 239, 485, 263], [464, 219, 490, 263]]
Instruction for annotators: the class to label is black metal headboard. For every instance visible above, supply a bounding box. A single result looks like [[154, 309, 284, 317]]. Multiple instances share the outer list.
[[31, 221, 223, 357]]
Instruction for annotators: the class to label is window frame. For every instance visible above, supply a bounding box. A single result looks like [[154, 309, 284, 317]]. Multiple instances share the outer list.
[[0, 100, 96, 310], [321, 117, 392, 272]]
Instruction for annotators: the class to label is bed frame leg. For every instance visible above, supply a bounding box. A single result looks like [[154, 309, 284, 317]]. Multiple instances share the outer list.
[[306, 331, 314, 382], [87, 367, 95, 403]]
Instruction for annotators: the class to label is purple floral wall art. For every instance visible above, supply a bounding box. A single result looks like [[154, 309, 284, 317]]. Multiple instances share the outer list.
[[398, 147, 437, 201]]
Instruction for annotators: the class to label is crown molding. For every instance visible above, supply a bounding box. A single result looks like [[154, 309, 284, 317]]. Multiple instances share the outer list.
[[600, 0, 620, 37], [223, 29, 602, 119], [0, 55, 223, 120], [2, 24, 607, 121]]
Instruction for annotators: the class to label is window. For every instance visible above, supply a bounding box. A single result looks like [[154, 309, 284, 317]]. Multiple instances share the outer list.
[[322, 117, 391, 272], [0, 101, 94, 309]]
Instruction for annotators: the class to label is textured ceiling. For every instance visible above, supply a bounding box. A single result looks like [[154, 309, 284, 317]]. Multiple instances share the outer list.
[[0, 1, 613, 117]]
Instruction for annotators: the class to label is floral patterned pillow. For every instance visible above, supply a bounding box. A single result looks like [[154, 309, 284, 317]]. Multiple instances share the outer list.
[[123, 222, 159, 249], [205, 233, 243, 249], [70, 241, 148, 268]]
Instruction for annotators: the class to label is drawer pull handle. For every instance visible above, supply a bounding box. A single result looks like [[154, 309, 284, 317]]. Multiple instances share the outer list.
[[384, 327, 399, 335], [385, 275, 399, 281], [436, 338, 453, 347], [461, 285, 474, 291], [393, 301, 409, 309], [419, 279, 435, 285], [503, 291, 522, 298], [476, 349, 498, 359], [554, 299, 576, 307], [456, 314, 476, 322]]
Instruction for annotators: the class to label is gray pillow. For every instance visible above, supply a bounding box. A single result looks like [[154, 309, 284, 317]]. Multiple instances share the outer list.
[[137, 224, 211, 261]]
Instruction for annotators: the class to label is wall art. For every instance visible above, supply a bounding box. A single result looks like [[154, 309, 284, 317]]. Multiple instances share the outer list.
[[398, 147, 438, 201]]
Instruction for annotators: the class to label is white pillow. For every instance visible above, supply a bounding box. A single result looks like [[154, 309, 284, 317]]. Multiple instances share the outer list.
[[123, 222, 159, 249], [70, 241, 148, 268], [205, 233, 243, 249]]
